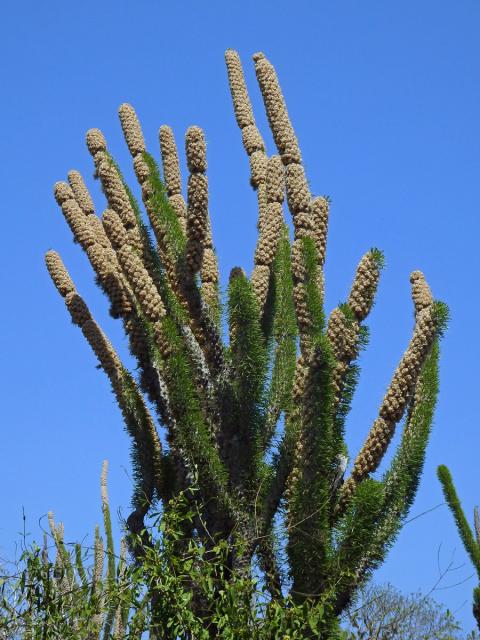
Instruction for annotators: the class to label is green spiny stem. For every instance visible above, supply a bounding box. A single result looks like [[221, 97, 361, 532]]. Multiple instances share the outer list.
[[287, 335, 336, 599], [261, 228, 297, 453], [474, 587, 480, 630], [438, 462, 480, 631], [74, 544, 88, 588], [331, 478, 385, 614], [151, 315, 234, 528], [117, 370, 162, 510], [227, 270, 268, 490], [261, 417, 299, 531], [256, 528, 283, 599], [438, 465, 480, 574]]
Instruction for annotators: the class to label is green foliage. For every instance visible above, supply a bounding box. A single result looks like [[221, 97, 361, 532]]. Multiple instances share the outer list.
[[0, 488, 345, 640], [118, 369, 162, 508], [369, 247, 385, 272], [432, 300, 450, 338], [287, 335, 337, 597], [262, 227, 297, 451], [227, 271, 269, 486]]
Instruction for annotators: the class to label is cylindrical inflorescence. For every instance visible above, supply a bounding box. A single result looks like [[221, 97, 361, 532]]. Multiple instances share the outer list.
[[47, 513, 72, 595], [93, 525, 104, 589], [347, 252, 382, 321], [96, 160, 138, 231], [185, 126, 209, 276], [88, 214, 111, 250], [254, 156, 285, 265], [97, 157, 146, 258], [327, 306, 360, 411], [410, 270, 433, 316], [310, 196, 329, 269], [252, 155, 285, 307], [250, 265, 271, 311], [251, 49, 312, 226], [102, 208, 173, 366], [225, 49, 268, 231], [159, 125, 187, 231], [327, 308, 359, 364], [327, 249, 382, 419], [86, 128, 107, 166], [159, 125, 182, 195], [118, 103, 146, 157], [100, 459, 109, 510], [379, 308, 436, 424], [285, 163, 312, 239], [253, 52, 301, 166], [200, 223, 220, 315], [183, 126, 220, 319], [225, 49, 256, 129], [46, 251, 123, 381], [67, 170, 95, 216], [341, 292, 437, 504], [45, 249, 76, 297]]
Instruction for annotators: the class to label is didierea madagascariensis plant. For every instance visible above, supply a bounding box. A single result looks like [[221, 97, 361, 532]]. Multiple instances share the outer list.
[[46, 50, 448, 636]]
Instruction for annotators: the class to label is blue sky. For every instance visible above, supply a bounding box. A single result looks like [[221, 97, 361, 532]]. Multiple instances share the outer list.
[[1, 0, 479, 632]]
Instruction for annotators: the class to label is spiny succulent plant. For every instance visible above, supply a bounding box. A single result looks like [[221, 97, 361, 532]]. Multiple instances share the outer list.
[[46, 49, 448, 633]]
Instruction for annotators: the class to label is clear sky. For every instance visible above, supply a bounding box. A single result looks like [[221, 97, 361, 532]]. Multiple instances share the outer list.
[[1, 0, 479, 633]]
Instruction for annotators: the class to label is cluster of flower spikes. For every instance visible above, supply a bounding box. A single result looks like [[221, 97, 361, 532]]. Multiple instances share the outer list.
[[45, 48, 445, 612]]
